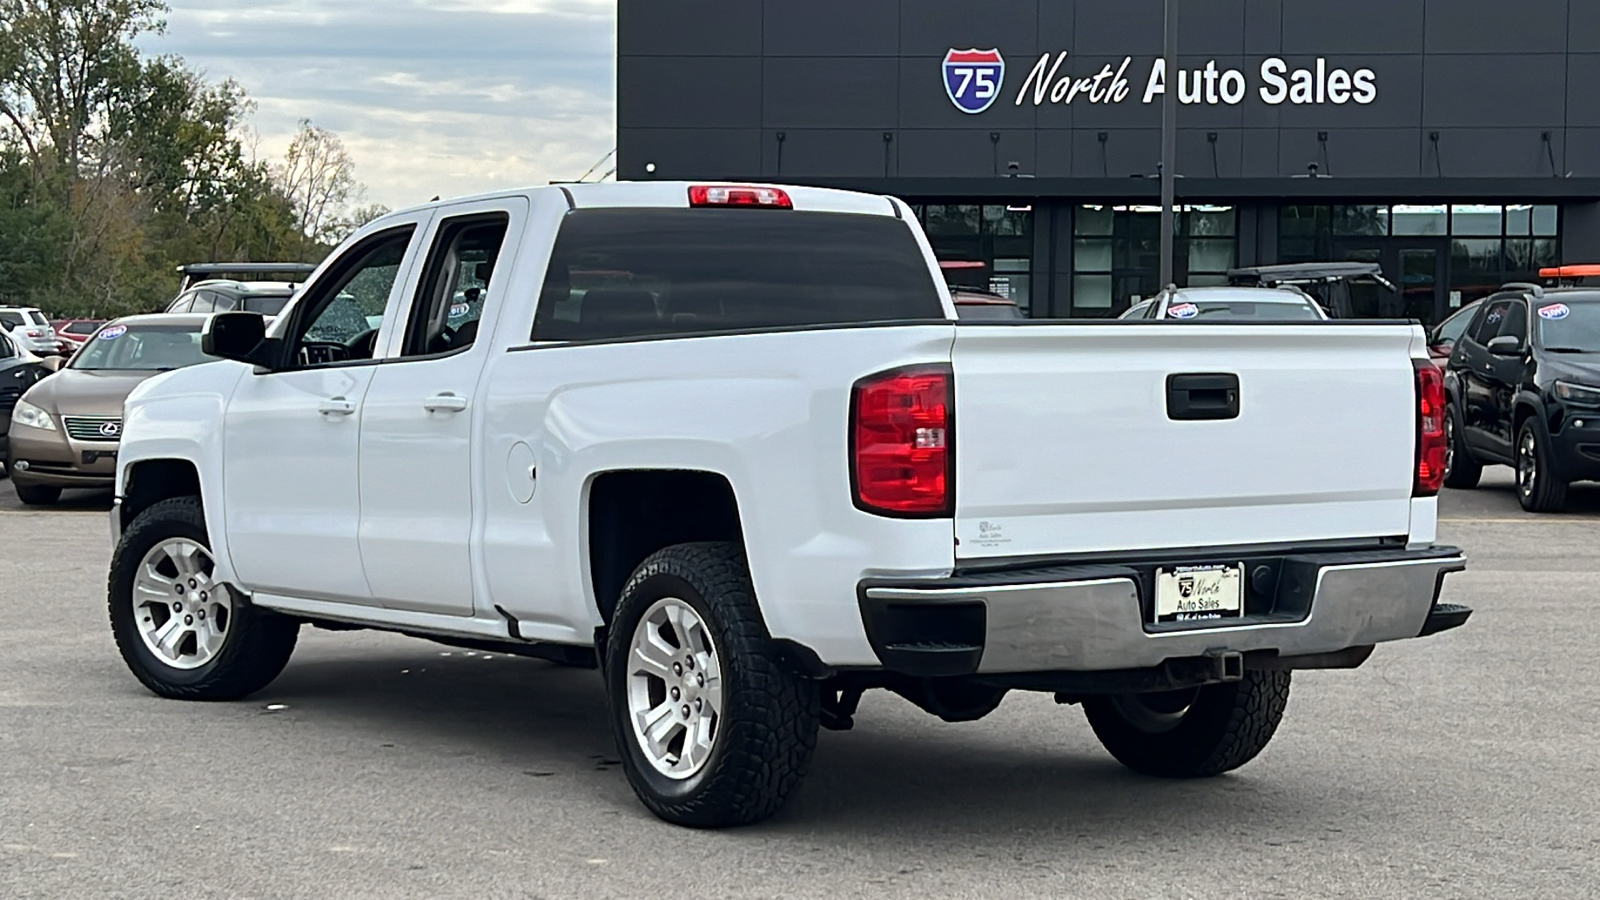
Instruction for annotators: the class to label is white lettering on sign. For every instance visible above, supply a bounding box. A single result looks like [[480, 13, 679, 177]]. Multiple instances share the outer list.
[[1010, 53, 1377, 109]]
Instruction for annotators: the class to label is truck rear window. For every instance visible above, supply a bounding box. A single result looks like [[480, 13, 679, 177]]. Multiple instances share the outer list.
[[531, 209, 944, 341]]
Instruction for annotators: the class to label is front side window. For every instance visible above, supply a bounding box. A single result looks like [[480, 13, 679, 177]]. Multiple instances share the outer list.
[[1495, 301, 1528, 347], [289, 228, 414, 367], [70, 323, 215, 371], [531, 209, 944, 342], [401, 214, 508, 357], [0, 312, 24, 329]]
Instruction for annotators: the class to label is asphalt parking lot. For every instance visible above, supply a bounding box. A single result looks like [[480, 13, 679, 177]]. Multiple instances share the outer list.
[[3, 470, 1599, 899]]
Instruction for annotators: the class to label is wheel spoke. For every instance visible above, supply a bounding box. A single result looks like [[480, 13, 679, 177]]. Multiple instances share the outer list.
[[153, 618, 188, 660], [645, 704, 680, 754], [632, 635, 675, 678], [702, 675, 723, 714], [196, 617, 227, 657]]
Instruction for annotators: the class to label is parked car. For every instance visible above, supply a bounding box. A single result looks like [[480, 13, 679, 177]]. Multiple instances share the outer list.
[[1427, 300, 1483, 367], [0, 331, 49, 469], [7, 315, 219, 505], [164, 280, 297, 318], [52, 318, 107, 355], [0, 306, 60, 355], [1443, 285, 1600, 511], [950, 287, 1026, 320], [109, 181, 1466, 828], [1119, 286, 1329, 320]]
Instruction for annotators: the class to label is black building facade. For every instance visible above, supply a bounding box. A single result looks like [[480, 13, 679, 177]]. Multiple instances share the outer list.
[[618, 0, 1600, 323]]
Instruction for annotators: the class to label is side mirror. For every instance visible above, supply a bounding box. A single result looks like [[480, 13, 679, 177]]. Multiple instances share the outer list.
[[38, 355, 63, 373], [202, 312, 276, 368], [1486, 335, 1524, 357]]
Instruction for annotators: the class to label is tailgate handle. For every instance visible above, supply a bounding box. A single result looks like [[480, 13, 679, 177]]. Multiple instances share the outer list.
[[1167, 373, 1240, 421]]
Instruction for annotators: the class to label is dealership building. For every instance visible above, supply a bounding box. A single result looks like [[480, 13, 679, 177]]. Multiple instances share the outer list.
[[617, 0, 1600, 323]]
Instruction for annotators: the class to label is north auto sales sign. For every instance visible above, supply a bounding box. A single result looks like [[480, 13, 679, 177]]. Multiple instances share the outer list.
[[943, 48, 1379, 112]]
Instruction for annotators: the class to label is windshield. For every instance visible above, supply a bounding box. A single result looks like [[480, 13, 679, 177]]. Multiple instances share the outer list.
[[1168, 297, 1323, 321], [1537, 300, 1600, 352], [241, 294, 292, 316], [70, 322, 216, 371]]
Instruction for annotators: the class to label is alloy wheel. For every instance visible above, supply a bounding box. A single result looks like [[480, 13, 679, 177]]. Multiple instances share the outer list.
[[626, 597, 724, 779], [1518, 429, 1538, 499], [132, 539, 231, 670]]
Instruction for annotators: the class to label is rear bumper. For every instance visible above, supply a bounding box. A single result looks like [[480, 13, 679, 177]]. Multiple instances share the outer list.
[[858, 546, 1466, 677]]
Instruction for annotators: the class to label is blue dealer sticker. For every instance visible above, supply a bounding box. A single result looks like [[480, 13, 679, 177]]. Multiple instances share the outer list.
[[1168, 302, 1200, 319], [98, 325, 128, 340], [1538, 303, 1570, 320]]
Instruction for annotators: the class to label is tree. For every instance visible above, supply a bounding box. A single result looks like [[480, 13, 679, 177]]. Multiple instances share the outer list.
[[276, 118, 356, 244], [0, 0, 166, 170]]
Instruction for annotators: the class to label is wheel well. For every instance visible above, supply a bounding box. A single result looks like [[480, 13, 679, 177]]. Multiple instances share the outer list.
[[1513, 402, 1539, 437], [122, 459, 202, 528], [588, 470, 743, 624]]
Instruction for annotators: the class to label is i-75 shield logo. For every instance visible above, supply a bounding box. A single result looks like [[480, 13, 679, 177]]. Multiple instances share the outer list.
[[943, 49, 1005, 114]]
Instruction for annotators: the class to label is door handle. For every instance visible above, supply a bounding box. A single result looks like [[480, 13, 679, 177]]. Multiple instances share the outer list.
[[423, 392, 469, 413], [1166, 373, 1240, 421], [318, 397, 356, 416]]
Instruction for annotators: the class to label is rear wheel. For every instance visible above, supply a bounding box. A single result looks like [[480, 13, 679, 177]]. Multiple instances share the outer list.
[[108, 497, 299, 700], [13, 481, 60, 505], [1083, 670, 1291, 778], [1442, 404, 1482, 489], [1516, 421, 1567, 513], [604, 542, 819, 827]]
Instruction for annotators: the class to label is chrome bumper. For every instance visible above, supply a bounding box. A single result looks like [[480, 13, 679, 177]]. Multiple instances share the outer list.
[[859, 547, 1466, 675]]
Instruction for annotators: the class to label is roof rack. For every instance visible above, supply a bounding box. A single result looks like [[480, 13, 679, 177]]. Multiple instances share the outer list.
[[1499, 281, 1545, 299]]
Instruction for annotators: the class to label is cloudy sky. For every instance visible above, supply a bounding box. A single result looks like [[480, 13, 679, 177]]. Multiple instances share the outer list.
[[142, 0, 616, 211]]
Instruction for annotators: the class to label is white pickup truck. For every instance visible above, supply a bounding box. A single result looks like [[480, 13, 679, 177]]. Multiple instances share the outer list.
[[108, 181, 1469, 827]]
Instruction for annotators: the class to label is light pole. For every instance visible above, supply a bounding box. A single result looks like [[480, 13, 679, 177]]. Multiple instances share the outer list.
[[1159, 0, 1179, 288]]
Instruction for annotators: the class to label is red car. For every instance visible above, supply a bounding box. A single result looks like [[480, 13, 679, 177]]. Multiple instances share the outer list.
[[50, 319, 106, 355]]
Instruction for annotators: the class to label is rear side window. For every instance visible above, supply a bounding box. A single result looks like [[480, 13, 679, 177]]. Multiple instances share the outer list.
[[0, 312, 22, 329], [1470, 300, 1515, 345], [531, 209, 944, 341]]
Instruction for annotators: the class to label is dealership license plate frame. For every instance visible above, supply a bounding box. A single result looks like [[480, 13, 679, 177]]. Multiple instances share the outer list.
[[1155, 564, 1244, 624]]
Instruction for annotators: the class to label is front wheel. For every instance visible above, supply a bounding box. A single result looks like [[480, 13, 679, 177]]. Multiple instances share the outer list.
[[1442, 404, 1482, 489], [1516, 421, 1567, 512], [108, 497, 299, 700], [1083, 670, 1291, 778], [13, 481, 61, 505], [604, 542, 819, 827]]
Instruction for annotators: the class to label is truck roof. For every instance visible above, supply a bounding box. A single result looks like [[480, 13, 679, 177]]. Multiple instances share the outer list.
[[382, 182, 904, 221]]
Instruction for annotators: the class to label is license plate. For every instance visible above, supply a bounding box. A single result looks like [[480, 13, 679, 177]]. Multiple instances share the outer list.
[[1155, 564, 1244, 623]]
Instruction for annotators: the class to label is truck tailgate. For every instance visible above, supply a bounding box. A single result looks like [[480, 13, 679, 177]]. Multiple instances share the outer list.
[[951, 323, 1422, 561]]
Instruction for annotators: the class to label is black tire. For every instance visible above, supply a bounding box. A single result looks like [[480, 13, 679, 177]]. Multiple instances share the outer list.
[[1083, 670, 1291, 778], [1442, 403, 1482, 489], [14, 481, 60, 505], [108, 497, 299, 700], [1516, 420, 1567, 513], [604, 542, 819, 827]]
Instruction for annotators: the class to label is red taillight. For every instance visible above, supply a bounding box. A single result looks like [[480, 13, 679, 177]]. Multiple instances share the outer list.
[[688, 184, 793, 209], [1414, 360, 1447, 496], [851, 366, 953, 517]]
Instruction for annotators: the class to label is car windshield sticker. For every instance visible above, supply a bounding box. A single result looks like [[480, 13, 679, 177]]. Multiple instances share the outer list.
[[1538, 303, 1570, 320], [98, 325, 128, 340], [1168, 302, 1199, 319], [449, 303, 470, 318]]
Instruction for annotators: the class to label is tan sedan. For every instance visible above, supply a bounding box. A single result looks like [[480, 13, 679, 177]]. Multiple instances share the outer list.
[[7, 314, 217, 505]]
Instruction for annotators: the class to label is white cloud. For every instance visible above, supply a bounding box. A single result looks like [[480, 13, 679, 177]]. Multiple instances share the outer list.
[[141, 0, 616, 210]]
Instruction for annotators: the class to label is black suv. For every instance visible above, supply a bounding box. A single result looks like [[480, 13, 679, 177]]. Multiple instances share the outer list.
[[1444, 284, 1600, 511]]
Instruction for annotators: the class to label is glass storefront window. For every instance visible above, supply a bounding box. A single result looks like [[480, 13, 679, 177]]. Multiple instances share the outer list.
[[1188, 238, 1236, 274], [1451, 205, 1503, 236], [983, 205, 1032, 236], [1188, 205, 1236, 237], [1333, 205, 1389, 236], [1391, 204, 1447, 235], [924, 204, 980, 236], [1075, 205, 1114, 236], [1073, 274, 1113, 309], [1533, 205, 1558, 237], [1074, 238, 1113, 271]]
